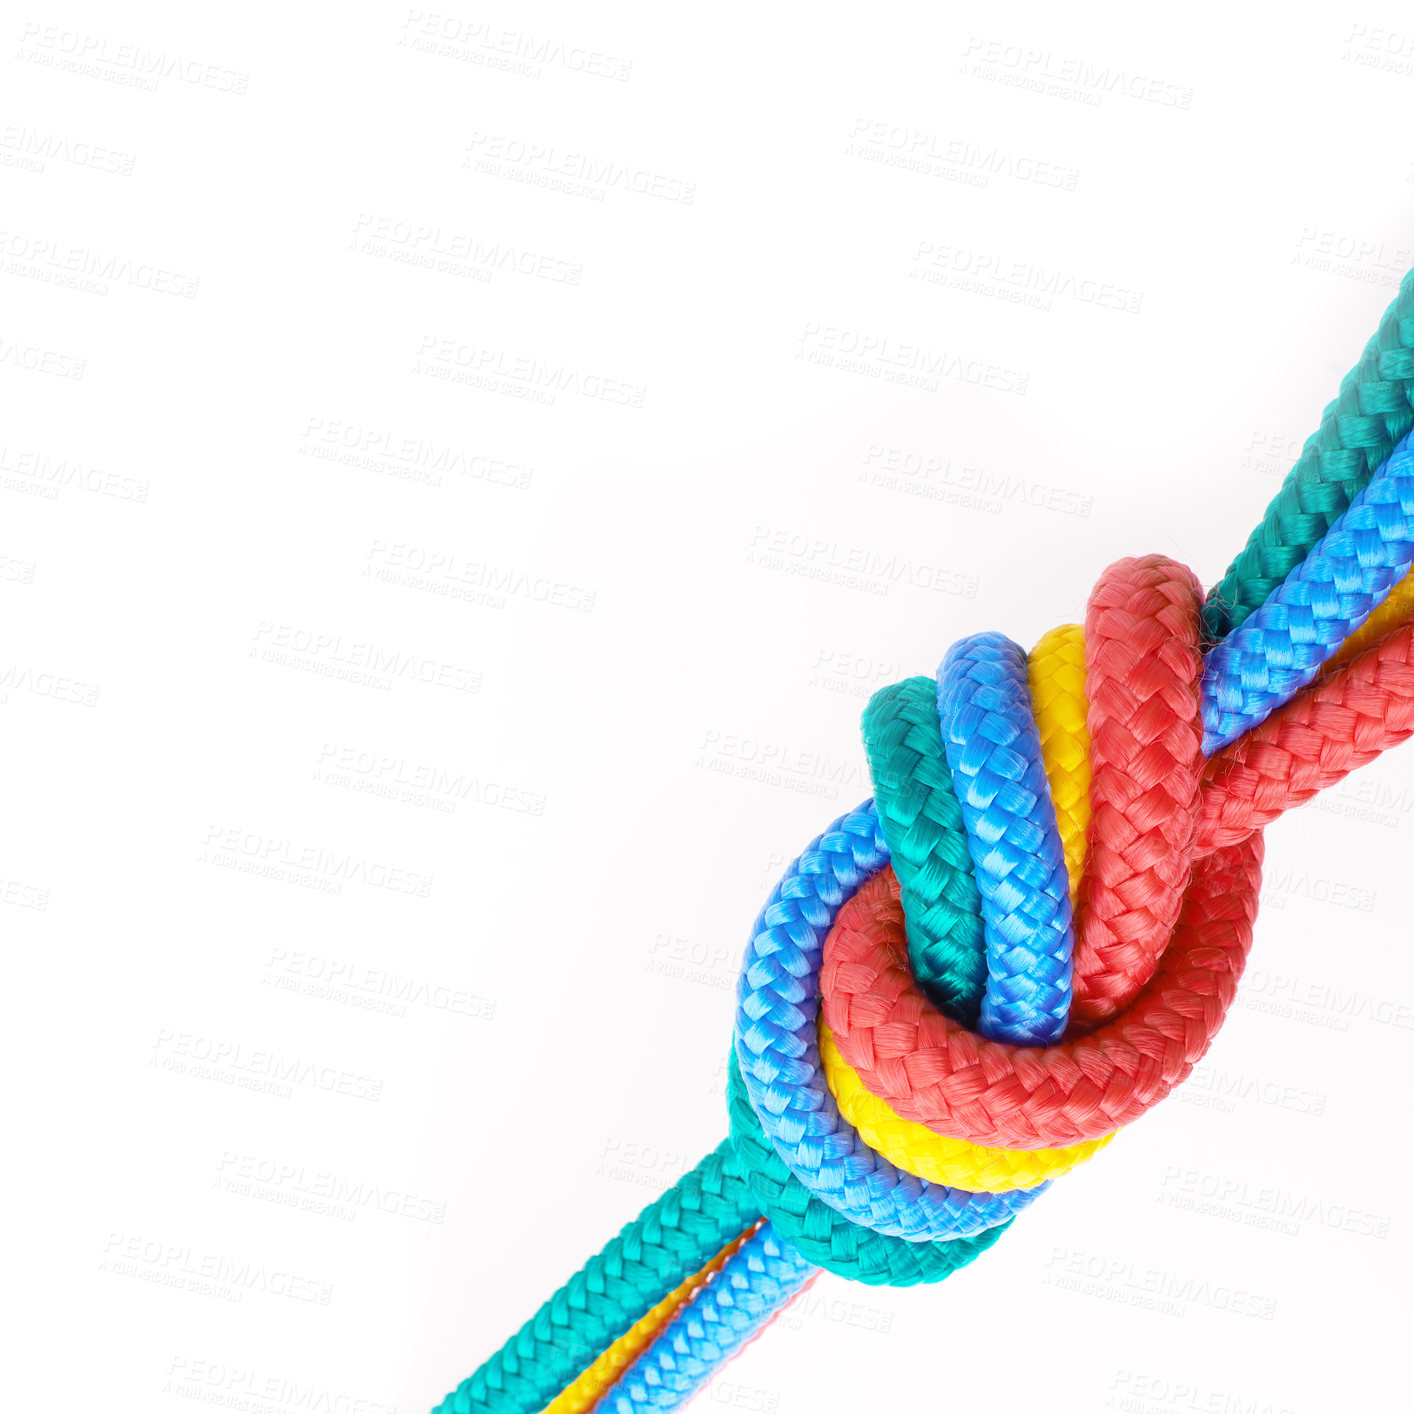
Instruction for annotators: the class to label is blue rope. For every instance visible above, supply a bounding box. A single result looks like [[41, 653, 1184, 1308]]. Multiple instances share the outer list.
[[1203, 430, 1414, 751], [936, 633, 1073, 1044], [596, 1223, 815, 1412], [733, 805, 1045, 1242]]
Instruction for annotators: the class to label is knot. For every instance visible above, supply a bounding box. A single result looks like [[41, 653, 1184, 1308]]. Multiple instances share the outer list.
[[730, 544, 1414, 1285]]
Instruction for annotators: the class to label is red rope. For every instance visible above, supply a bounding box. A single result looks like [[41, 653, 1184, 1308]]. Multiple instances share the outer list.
[[1071, 556, 1205, 1030], [820, 837, 1263, 1148], [823, 590, 1414, 1150]]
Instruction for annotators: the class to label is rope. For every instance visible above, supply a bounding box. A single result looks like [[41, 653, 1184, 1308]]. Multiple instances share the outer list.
[[861, 677, 986, 1022], [1202, 436, 1414, 751], [1203, 266, 1414, 641], [731, 806, 1046, 1246], [436, 284, 1414, 1413], [1197, 617, 1414, 851], [819, 1020, 1114, 1191], [1027, 624, 1091, 901], [1321, 558, 1414, 673], [1070, 556, 1205, 1029], [541, 1228, 761, 1414], [821, 836, 1263, 1147], [432, 1143, 759, 1414], [726, 1052, 1013, 1284], [937, 633, 1073, 1044], [592, 1225, 815, 1412]]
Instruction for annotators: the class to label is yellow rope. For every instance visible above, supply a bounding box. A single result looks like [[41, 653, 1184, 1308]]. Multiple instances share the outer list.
[[819, 1020, 1112, 1191], [541, 1225, 760, 1413], [1027, 624, 1091, 904], [1321, 565, 1414, 675]]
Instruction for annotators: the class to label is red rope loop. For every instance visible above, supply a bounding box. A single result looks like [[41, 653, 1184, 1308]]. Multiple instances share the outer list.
[[1072, 556, 1205, 1031], [822, 558, 1414, 1150]]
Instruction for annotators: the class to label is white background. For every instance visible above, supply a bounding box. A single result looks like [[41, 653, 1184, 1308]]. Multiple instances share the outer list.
[[6, 4, 1414, 1411]]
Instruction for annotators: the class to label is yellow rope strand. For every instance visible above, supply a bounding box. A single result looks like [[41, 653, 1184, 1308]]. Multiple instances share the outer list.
[[820, 1020, 1112, 1191], [540, 1224, 760, 1413], [1027, 624, 1091, 904], [1320, 565, 1414, 676]]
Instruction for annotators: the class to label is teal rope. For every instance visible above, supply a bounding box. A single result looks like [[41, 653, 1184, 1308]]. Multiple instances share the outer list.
[[861, 676, 987, 1021], [1203, 267, 1414, 642], [433, 1142, 759, 1414], [726, 1055, 1011, 1285]]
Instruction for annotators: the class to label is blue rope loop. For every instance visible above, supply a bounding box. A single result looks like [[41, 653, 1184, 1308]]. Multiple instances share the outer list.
[[733, 806, 1045, 1243], [936, 633, 1073, 1045]]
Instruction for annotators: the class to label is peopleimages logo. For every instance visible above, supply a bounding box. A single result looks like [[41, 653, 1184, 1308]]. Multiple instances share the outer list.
[[265, 944, 499, 1020], [1109, 1369, 1297, 1414], [151, 1029, 384, 1102], [216, 1152, 447, 1224], [16, 22, 250, 94], [201, 825, 434, 897], [746, 526, 980, 598], [847, 119, 1080, 190], [796, 321, 1029, 395], [862, 444, 1094, 518], [0, 229, 200, 297], [911, 241, 1143, 314], [1158, 1164, 1391, 1239], [959, 37, 1193, 108], [401, 9, 633, 82], [351, 211, 583, 284], [101, 1235, 332, 1304], [164, 1357, 398, 1414]]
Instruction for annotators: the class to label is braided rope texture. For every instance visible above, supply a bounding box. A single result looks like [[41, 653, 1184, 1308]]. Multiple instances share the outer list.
[[819, 1020, 1114, 1191], [817, 578, 1414, 1159], [433, 1143, 759, 1414], [727, 1053, 1012, 1284], [594, 1224, 815, 1412], [1198, 617, 1414, 850], [1027, 624, 1091, 900], [821, 837, 1265, 1148], [861, 677, 985, 1022], [937, 633, 1073, 1045], [817, 592, 1414, 1187], [731, 807, 1044, 1244], [541, 1227, 759, 1414], [1203, 437, 1414, 751], [1323, 558, 1414, 672], [1071, 556, 1205, 1030], [1204, 268, 1414, 641]]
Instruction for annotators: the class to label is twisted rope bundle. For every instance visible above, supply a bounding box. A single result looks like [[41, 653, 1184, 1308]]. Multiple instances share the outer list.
[[435, 270, 1414, 1414]]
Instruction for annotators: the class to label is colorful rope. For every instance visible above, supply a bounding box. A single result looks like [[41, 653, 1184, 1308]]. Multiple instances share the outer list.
[[1202, 437, 1414, 751], [436, 1144, 759, 1414], [435, 279, 1414, 1414], [731, 807, 1049, 1243], [1203, 266, 1414, 642], [937, 633, 1073, 1045], [541, 1228, 761, 1414], [593, 1225, 814, 1412]]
